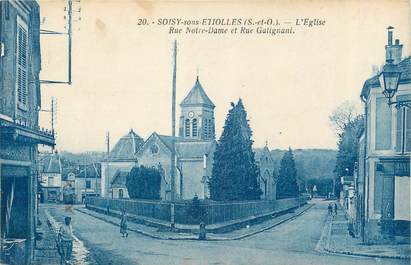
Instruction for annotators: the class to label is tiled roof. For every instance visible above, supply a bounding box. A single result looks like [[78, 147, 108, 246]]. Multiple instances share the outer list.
[[77, 163, 101, 179], [41, 152, 62, 174], [180, 77, 215, 108], [156, 134, 215, 158], [111, 170, 129, 188], [361, 56, 411, 100], [61, 167, 76, 181], [109, 129, 144, 161]]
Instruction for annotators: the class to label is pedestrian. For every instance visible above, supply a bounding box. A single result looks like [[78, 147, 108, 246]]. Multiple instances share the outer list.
[[333, 203, 338, 216], [58, 216, 74, 265], [327, 203, 333, 216], [120, 212, 128, 238]]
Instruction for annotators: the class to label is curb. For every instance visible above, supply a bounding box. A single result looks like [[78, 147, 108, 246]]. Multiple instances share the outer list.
[[226, 204, 314, 241], [323, 247, 410, 260], [75, 204, 314, 241], [315, 207, 410, 260]]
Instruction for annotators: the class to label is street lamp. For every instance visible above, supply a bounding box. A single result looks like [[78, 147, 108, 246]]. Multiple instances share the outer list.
[[379, 59, 405, 108]]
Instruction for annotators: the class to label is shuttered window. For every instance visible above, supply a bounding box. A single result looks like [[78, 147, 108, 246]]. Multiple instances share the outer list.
[[192, 119, 198, 137], [16, 17, 29, 107], [375, 98, 392, 150], [395, 108, 403, 153], [204, 119, 208, 139], [395, 95, 411, 153], [185, 119, 190, 137]]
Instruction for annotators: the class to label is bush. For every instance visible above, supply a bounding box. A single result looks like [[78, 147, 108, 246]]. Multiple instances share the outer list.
[[186, 195, 206, 224], [126, 166, 161, 200]]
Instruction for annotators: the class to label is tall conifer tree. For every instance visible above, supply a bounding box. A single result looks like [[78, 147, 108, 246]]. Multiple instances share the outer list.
[[277, 148, 299, 198], [209, 99, 261, 201]]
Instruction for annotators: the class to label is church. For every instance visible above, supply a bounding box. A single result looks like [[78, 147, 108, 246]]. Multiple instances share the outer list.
[[101, 76, 217, 200]]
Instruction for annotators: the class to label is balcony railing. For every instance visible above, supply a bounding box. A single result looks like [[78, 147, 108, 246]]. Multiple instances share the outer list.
[[0, 113, 55, 146]]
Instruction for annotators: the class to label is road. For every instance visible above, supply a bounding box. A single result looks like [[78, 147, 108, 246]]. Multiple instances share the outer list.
[[43, 200, 408, 265]]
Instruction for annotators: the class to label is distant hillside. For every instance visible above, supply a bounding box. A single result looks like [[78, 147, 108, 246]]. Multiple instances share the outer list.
[[255, 148, 337, 180], [60, 148, 337, 181], [59, 151, 106, 166]]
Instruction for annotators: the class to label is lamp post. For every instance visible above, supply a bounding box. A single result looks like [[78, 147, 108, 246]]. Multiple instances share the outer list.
[[379, 59, 406, 108]]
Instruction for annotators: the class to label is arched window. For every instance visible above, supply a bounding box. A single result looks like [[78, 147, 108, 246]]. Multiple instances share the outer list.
[[192, 119, 198, 137], [185, 119, 190, 137], [119, 189, 124, 199], [209, 120, 214, 138], [204, 119, 208, 138]]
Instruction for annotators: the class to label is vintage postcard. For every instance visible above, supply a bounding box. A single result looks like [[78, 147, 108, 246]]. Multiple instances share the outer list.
[[0, 0, 410, 264]]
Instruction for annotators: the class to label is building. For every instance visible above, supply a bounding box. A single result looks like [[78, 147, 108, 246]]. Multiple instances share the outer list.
[[39, 151, 62, 202], [357, 28, 410, 244], [0, 1, 55, 263], [101, 77, 216, 200], [61, 167, 76, 204], [100, 129, 144, 198], [101, 76, 278, 201], [110, 170, 129, 199], [255, 144, 277, 200], [74, 163, 101, 203]]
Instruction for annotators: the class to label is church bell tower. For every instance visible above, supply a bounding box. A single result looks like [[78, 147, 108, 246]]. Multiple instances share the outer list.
[[179, 76, 215, 140]]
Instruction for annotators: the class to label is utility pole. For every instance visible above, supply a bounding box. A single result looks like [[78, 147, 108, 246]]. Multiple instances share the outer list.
[[170, 40, 177, 229], [171, 40, 177, 202], [67, 0, 72, 84]]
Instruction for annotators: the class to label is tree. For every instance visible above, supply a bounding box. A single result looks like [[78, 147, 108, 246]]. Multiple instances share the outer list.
[[276, 148, 299, 199], [334, 115, 364, 178], [329, 101, 358, 137], [126, 166, 161, 200], [186, 194, 206, 224], [209, 99, 261, 201]]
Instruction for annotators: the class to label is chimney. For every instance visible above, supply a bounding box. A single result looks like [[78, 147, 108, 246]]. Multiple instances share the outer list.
[[387, 26, 393, 46], [385, 26, 403, 64]]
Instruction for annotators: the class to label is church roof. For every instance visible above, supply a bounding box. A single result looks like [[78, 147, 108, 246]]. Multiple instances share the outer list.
[[156, 134, 215, 158], [109, 129, 144, 161], [180, 77, 215, 108]]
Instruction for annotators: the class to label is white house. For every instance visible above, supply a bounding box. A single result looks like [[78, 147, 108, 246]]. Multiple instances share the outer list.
[[358, 27, 410, 244]]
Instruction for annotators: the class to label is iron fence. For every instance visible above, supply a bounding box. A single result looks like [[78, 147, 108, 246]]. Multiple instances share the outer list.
[[86, 196, 308, 225]]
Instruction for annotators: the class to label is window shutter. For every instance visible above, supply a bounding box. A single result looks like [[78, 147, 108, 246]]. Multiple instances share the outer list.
[[396, 108, 403, 153], [16, 18, 28, 107], [192, 119, 198, 137], [406, 108, 411, 152]]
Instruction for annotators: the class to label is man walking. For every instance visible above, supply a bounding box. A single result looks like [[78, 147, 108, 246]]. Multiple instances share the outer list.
[[328, 203, 333, 216], [58, 216, 74, 264], [333, 202, 338, 216]]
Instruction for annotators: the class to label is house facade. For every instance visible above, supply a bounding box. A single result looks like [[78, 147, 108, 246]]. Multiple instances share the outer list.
[[39, 151, 62, 202], [358, 28, 410, 244], [74, 163, 101, 203], [0, 1, 55, 263]]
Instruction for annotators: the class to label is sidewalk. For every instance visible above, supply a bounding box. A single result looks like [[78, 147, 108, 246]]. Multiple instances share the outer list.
[[318, 203, 410, 260], [33, 207, 60, 265], [75, 203, 314, 241]]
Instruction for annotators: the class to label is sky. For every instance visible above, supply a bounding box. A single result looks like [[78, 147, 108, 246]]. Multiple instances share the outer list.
[[37, 0, 411, 153]]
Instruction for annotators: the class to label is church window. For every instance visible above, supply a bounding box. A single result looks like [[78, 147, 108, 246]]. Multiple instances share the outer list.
[[192, 119, 198, 137], [204, 119, 208, 138], [208, 119, 214, 138], [150, 144, 159, 155], [185, 119, 190, 137]]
